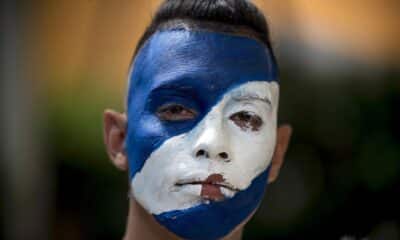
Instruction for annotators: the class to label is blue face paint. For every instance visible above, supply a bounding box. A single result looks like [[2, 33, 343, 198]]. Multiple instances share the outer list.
[[126, 29, 278, 240]]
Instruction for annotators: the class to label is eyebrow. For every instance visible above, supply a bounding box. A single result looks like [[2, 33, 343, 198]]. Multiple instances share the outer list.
[[232, 94, 272, 106], [149, 73, 201, 94], [149, 82, 199, 99]]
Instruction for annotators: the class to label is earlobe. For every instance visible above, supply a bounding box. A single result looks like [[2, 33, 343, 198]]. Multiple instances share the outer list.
[[268, 124, 292, 183], [103, 109, 128, 171], [114, 152, 128, 171]]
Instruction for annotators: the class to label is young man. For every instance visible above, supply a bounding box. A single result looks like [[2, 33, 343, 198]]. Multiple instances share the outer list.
[[103, 1, 292, 239]]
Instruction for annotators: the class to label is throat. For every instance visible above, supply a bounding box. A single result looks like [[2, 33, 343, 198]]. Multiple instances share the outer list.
[[124, 198, 181, 240]]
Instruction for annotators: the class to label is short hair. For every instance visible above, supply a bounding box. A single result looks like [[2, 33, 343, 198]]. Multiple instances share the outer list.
[[131, 0, 277, 64]]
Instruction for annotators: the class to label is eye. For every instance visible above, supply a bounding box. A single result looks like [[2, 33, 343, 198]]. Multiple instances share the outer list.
[[156, 104, 197, 121], [229, 111, 263, 131]]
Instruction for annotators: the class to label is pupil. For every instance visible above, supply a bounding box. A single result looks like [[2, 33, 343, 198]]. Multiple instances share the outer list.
[[241, 112, 251, 121], [171, 106, 182, 114]]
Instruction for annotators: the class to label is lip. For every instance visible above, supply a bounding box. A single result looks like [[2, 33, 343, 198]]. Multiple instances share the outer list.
[[175, 174, 239, 192]]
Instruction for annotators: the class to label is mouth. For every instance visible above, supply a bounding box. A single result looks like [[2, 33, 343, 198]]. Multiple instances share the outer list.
[[175, 174, 239, 201]]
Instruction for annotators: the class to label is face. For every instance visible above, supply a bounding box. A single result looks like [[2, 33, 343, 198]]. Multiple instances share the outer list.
[[126, 30, 278, 239]]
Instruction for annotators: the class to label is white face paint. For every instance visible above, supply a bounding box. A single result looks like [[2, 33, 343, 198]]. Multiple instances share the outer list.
[[131, 81, 279, 215]]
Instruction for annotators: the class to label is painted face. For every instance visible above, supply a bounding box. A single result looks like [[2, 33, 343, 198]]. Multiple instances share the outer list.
[[126, 29, 278, 240]]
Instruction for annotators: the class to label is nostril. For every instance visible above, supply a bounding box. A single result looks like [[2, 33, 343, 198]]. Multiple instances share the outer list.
[[218, 152, 229, 159], [196, 149, 207, 158]]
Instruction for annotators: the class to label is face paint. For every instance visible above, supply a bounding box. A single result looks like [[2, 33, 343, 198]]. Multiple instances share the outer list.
[[126, 30, 278, 240]]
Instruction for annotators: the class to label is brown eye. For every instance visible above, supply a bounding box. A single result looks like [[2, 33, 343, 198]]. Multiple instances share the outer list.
[[157, 104, 197, 121], [229, 111, 263, 131]]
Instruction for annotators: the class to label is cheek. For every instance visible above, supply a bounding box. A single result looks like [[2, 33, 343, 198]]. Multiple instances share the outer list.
[[126, 115, 166, 177], [131, 133, 208, 214], [127, 110, 205, 178], [133, 131, 193, 183], [221, 119, 276, 189]]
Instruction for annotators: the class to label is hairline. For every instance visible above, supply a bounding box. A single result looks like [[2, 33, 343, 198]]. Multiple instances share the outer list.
[[133, 19, 271, 58]]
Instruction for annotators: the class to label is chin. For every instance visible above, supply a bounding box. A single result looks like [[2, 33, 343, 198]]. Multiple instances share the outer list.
[[153, 167, 270, 240]]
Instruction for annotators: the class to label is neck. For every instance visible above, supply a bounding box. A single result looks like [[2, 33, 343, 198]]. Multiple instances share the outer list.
[[123, 198, 244, 240]]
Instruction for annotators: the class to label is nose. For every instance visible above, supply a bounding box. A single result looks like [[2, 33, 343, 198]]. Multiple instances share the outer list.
[[192, 122, 231, 162]]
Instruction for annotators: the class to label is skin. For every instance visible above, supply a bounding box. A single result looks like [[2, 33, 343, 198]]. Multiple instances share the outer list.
[[103, 109, 292, 240]]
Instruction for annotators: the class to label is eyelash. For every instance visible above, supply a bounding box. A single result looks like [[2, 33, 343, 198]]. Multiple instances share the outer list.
[[156, 103, 197, 121], [229, 111, 263, 132]]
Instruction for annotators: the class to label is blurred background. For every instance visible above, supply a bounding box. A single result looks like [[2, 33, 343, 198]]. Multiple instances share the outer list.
[[1, 0, 399, 239]]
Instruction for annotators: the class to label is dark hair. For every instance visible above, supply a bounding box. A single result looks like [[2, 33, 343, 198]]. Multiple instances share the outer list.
[[132, 0, 276, 63]]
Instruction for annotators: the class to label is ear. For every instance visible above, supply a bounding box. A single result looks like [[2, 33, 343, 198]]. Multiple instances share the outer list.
[[103, 109, 128, 171], [268, 124, 292, 183]]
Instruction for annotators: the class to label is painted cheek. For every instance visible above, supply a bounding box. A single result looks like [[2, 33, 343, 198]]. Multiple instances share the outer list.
[[126, 114, 165, 177], [126, 111, 201, 179], [131, 132, 207, 214]]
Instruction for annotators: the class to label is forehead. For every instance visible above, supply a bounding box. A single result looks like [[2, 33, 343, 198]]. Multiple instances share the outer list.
[[128, 30, 277, 105]]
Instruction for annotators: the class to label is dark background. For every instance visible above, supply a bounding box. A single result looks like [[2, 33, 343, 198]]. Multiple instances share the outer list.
[[2, 0, 399, 239]]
